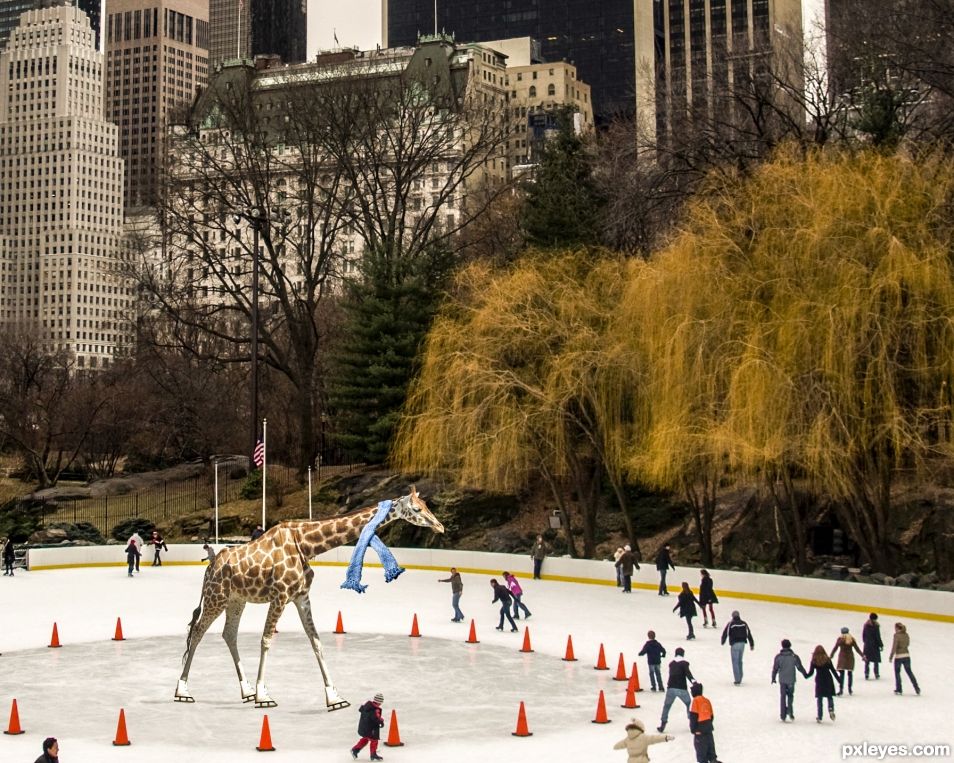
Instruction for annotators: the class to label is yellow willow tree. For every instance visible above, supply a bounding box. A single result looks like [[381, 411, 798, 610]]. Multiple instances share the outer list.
[[392, 252, 638, 558], [626, 148, 954, 573]]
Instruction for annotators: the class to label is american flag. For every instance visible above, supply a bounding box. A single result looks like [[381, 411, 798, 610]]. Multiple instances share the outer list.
[[253, 439, 265, 468]]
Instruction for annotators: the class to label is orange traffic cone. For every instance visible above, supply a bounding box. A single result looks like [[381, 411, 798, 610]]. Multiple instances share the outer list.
[[112, 708, 131, 746], [256, 714, 275, 751], [3, 698, 24, 735], [112, 617, 125, 641], [334, 611, 346, 635], [620, 672, 640, 709], [562, 635, 578, 662], [591, 690, 611, 724], [409, 614, 421, 638], [383, 709, 405, 747], [48, 622, 61, 648], [466, 619, 479, 644], [520, 627, 533, 653], [631, 661, 643, 692], [614, 652, 628, 681], [594, 643, 608, 670], [511, 701, 533, 737]]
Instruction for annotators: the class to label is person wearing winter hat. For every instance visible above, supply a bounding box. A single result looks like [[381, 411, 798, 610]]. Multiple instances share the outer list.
[[503, 571, 532, 619], [689, 683, 722, 763], [830, 626, 864, 695], [613, 547, 625, 586], [124, 537, 141, 578], [615, 544, 639, 593], [34, 736, 59, 763], [612, 717, 673, 763], [657, 647, 694, 732], [771, 638, 808, 721], [862, 613, 883, 680], [351, 693, 385, 760]]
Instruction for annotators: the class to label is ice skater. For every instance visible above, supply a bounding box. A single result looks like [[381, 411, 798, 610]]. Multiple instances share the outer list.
[[657, 646, 694, 732], [655, 544, 675, 595], [862, 613, 883, 680], [698, 569, 718, 627], [805, 645, 839, 722], [689, 683, 722, 763], [615, 545, 638, 593], [638, 630, 667, 692], [2, 536, 14, 576], [613, 717, 673, 762], [149, 530, 167, 566], [771, 638, 807, 722], [201, 543, 216, 562], [613, 547, 625, 586], [831, 626, 864, 695], [530, 535, 549, 579], [126, 531, 143, 572], [673, 581, 701, 639], [889, 622, 921, 695], [503, 571, 531, 619], [34, 736, 59, 763], [350, 692, 385, 760], [124, 537, 140, 577], [490, 578, 518, 632], [720, 610, 754, 684], [439, 567, 464, 622]]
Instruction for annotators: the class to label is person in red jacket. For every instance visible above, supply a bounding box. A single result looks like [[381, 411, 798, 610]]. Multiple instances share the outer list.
[[689, 683, 722, 763], [350, 692, 385, 760]]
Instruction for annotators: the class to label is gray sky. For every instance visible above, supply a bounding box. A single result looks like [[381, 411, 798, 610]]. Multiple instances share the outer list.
[[308, 0, 382, 58]]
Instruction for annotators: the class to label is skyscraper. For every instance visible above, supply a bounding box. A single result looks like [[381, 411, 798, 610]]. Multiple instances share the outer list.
[[0, 0, 104, 52], [384, 0, 637, 122], [0, 5, 128, 368], [208, 0, 305, 67], [105, 0, 209, 209]]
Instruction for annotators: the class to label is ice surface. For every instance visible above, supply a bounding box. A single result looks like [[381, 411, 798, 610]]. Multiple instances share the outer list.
[[0, 564, 950, 762]]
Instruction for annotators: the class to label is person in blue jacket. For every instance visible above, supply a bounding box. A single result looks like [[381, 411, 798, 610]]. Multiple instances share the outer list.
[[639, 630, 668, 691]]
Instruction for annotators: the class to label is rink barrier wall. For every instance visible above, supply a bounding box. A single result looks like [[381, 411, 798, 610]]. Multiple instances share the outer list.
[[25, 544, 954, 623]]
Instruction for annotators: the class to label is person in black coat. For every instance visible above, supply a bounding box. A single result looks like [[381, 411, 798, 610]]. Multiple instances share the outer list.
[[805, 645, 840, 723], [124, 539, 140, 578], [862, 612, 883, 679], [656, 545, 676, 595], [615, 545, 639, 593], [639, 630, 668, 691], [673, 581, 701, 639], [490, 578, 518, 632], [148, 530, 168, 566], [698, 569, 718, 627], [351, 693, 385, 760], [34, 736, 59, 763], [2, 537, 14, 576]]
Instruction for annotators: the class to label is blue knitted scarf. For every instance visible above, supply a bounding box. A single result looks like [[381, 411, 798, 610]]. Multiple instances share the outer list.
[[340, 500, 406, 593]]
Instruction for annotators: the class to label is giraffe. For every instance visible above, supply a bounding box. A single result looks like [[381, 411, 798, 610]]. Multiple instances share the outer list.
[[174, 486, 443, 710]]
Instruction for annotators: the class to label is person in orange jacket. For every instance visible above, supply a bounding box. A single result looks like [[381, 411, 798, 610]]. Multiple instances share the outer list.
[[689, 683, 722, 763]]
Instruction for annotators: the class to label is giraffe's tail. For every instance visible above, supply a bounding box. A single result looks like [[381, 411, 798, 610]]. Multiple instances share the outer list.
[[182, 559, 217, 665]]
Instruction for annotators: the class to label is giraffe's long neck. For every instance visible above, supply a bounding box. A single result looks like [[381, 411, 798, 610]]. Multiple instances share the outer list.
[[295, 503, 399, 559]]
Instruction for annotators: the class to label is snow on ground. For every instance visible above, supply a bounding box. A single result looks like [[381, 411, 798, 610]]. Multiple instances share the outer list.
[[0, 562, 951, 762]]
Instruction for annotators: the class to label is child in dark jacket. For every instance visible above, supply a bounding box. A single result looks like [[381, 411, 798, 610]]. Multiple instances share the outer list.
[[351, 692, 385, 760], [124, 540, 140, 577], [639, 630, 667, 691], [689, 683, 721, 763]]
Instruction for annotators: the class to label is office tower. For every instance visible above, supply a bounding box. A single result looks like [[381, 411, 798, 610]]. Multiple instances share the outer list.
[[105, 0, 209, 209], [0, 0, 104, 52], [208, 0, 305, 67], [0, 5, 128, 368], [385, 0, 637, 122]]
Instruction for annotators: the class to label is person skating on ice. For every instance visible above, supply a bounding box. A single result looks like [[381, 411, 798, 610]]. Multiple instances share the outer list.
[[438, 567, 464, 622], [771, 638, 808, 721], [613, 717, 673, 762], [34, 736, 59, 763], [698, 569, 718, 627], [689, 682, 722, 763], [805, 644, 839, 722], [148, 530, 167, 566], [124, 538, 140, 577], [615, 545, 638, 593], [889, 621, 921, 695], [655, 544, 675, 596], [657, 646, 694, 732], [638, 630, 667, 692], [862, 612, 883, 680], [831, 626, 864, 695], [350, 692, 385, 760], [613, 547, 625, 587], [673, 581, 701, 639], [720, 610, 755, 685], [503, 571, 532, 619], [490, 578, 518, 632], [2, 536, 14, 576]]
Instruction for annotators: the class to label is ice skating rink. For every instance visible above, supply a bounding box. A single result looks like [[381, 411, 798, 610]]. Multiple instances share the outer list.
[[1, 559, 951, 762]]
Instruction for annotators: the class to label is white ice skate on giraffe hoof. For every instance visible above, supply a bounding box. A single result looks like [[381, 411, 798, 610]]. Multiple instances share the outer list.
[[254, 683, 277, 708], [240, 680, 255, 702], [174, 679, 195, 703], [325, 686, 350, 712]]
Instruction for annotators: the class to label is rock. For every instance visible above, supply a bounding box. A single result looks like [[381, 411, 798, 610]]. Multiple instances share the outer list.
[[850, 574, 874, 585], [870, 572, 887, 584], [896, 572, 919, 588], [922, 571, 939, 586], [827, 565, 849, 580], [28, 528, 69, 544], [936, 580, 954, 592], [883, 576, 896, 586]]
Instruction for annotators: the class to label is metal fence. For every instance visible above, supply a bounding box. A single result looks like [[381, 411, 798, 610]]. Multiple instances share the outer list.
[[32, 462, 363, 534]]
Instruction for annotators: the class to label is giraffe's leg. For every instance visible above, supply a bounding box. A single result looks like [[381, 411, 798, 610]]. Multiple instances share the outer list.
[[253, 599, 286, 708], [221, 599, 255, 701], [176, 601, 226, 702], [294, 594, 350, 711]]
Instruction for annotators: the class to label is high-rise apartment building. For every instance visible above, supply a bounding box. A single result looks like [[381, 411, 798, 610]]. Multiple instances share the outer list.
[[208, 0, 305, 67], [0, 5, 128, 369], [0, 0, 103, 52], [384, 0, 636, 122], [105, 0, 209, 209]]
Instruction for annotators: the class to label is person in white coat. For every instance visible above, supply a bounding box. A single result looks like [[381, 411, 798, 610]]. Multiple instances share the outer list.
[[613, 718, 673, 763]]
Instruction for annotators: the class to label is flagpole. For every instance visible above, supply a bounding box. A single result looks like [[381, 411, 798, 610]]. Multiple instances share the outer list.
[[307, 465, 312, 521], [214, 460, 220, 544], [261, 417, 267, 529], [236, 0, 241, 59]]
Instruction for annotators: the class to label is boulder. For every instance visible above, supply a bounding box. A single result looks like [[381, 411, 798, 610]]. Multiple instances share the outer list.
[[895, 572, 919, 588], [870, 572, 888, 584], [883, 576, 896, 586], [936, 580, 954, 593], [921, 571, 939, 586], [28, 528, 69, 544]]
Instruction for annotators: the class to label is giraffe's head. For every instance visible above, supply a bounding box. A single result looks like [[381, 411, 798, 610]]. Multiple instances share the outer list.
[[392, 486, 444, 534]]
